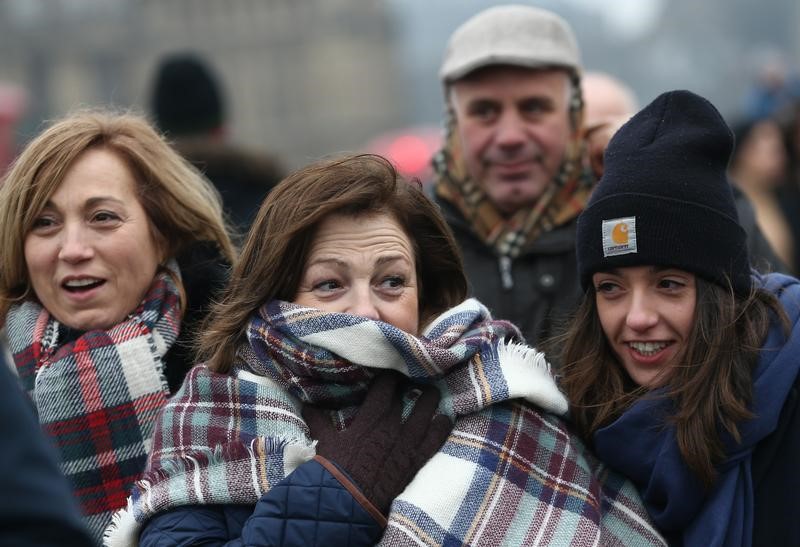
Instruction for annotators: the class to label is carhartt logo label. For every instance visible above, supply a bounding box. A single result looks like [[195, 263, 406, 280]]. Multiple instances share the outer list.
[[602, 217, 637, 257]]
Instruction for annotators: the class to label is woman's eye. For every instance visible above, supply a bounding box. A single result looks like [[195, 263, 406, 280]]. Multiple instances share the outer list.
[[92, 211, 120, 223], [658, 278, 685, 290], [595, 281, 620, 295], [380, 276, 406, 290], [313, 279, 342, 292], [30, 216, 58, 231]]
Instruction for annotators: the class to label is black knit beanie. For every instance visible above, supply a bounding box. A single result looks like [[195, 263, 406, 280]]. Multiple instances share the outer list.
[[151, 54, 225, 136], [576, 89, 752, 294]]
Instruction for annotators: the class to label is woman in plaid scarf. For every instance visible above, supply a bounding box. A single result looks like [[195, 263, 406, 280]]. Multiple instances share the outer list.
[[109, 153, 664, 547], [0, 110, 235, 542]]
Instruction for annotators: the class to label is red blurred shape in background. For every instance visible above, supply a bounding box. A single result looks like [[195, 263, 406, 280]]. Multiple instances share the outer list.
[[363, 125, 442, 185], [0, 83, 28, 176]]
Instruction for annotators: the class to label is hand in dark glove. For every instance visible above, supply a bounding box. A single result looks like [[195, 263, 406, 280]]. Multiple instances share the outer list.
[[302, 371, 452, 516]]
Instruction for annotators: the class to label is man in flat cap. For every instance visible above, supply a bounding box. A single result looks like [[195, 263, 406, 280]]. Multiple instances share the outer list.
[[433, 5, 592, 347]]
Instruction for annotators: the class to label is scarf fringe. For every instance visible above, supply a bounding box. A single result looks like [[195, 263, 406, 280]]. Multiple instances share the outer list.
[[497, 340, 569, 416], [103, 499, 139, 547]]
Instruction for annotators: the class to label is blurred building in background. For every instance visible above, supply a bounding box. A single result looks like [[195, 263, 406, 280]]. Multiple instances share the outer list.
[[0, 0, 410, 169], [1, 0, 799, 171]]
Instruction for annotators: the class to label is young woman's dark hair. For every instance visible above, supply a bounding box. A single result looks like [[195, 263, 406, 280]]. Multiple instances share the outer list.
[[560, 277, 787, 487]]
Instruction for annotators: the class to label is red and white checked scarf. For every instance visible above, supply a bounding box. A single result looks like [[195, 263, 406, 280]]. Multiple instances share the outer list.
[[5, 270, 181, 542]]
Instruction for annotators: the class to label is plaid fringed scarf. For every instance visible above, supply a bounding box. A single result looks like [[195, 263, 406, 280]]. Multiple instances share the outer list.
[[433, 77, 594, 260], [105, 299, 664, 546], [6, 270, 181, 543]]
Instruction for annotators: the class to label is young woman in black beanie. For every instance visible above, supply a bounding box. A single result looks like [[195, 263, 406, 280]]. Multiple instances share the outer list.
[[560, 89, 800, 546]]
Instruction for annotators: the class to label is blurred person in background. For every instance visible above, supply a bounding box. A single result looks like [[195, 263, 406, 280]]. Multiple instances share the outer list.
[[0, 110, 235, 541], [730, 117, 795, 272], [741, 48, 800, 122], [581, 70, 637, 180], [106, 154, 663, 547], [151, 52, 284, 237], [432, 5, 594, 348], [774, 99, 800, 274]]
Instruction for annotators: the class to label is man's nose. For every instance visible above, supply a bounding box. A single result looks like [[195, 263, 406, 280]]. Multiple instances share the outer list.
[[495, 112, 526, 148]]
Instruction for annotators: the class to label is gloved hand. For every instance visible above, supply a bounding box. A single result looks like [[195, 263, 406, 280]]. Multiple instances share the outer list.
[[302, 371, 452, 516]]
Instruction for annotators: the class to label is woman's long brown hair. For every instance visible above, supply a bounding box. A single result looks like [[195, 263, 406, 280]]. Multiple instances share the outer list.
[[559, 277, 786, 487]]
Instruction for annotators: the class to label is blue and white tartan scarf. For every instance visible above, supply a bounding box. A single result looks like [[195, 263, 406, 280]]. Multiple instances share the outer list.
[[105, 298, 664, 546]]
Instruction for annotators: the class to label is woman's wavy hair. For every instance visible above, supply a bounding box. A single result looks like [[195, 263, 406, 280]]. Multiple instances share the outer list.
[[0, 109, 235, 321], [199, 153, 468, 373], [559, 276, 787, 488]]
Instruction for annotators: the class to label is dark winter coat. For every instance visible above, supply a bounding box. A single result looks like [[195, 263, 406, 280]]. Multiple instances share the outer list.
[[0, 361, 93, 547], [138, 456, 383, 547], [175, 140, 283, 237], [752, 367, 800, 546], [733, 184, 789, 273], [164, 240, 230, 393], [435, 194, 582, 348]]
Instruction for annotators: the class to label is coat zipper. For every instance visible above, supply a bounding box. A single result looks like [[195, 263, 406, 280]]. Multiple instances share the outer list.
[[499, 255, 514, 290]]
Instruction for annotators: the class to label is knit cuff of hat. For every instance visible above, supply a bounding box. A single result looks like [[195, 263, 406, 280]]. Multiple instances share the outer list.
[[577, 192, 752, 295]]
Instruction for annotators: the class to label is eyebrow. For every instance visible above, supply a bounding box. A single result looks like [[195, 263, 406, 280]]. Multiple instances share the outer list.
[[307, 254, 413, 268], [42, 196, 127, 210], [376, 254, 412, 267]]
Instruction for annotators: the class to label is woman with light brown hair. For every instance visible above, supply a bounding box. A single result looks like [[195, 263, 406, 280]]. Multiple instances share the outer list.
[[0, 109, 235, 540], [107, 154, 663, 547]]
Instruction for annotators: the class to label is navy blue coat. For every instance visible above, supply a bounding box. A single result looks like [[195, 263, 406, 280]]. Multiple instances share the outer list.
[[0, 362, 93, 546], [139, 456, 384, 546]]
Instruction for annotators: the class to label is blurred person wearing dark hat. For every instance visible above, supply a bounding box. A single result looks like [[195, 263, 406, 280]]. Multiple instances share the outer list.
[[561, 89, 800, 545], [432, 5, 595, 348], [151, 53, 284, 237]]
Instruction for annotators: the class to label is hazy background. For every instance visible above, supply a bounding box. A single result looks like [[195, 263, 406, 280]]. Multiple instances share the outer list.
[[1, 0, 798, 170]]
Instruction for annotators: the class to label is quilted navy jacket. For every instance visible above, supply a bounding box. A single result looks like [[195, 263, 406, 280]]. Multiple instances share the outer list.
[[139, 456, 384, 546]]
